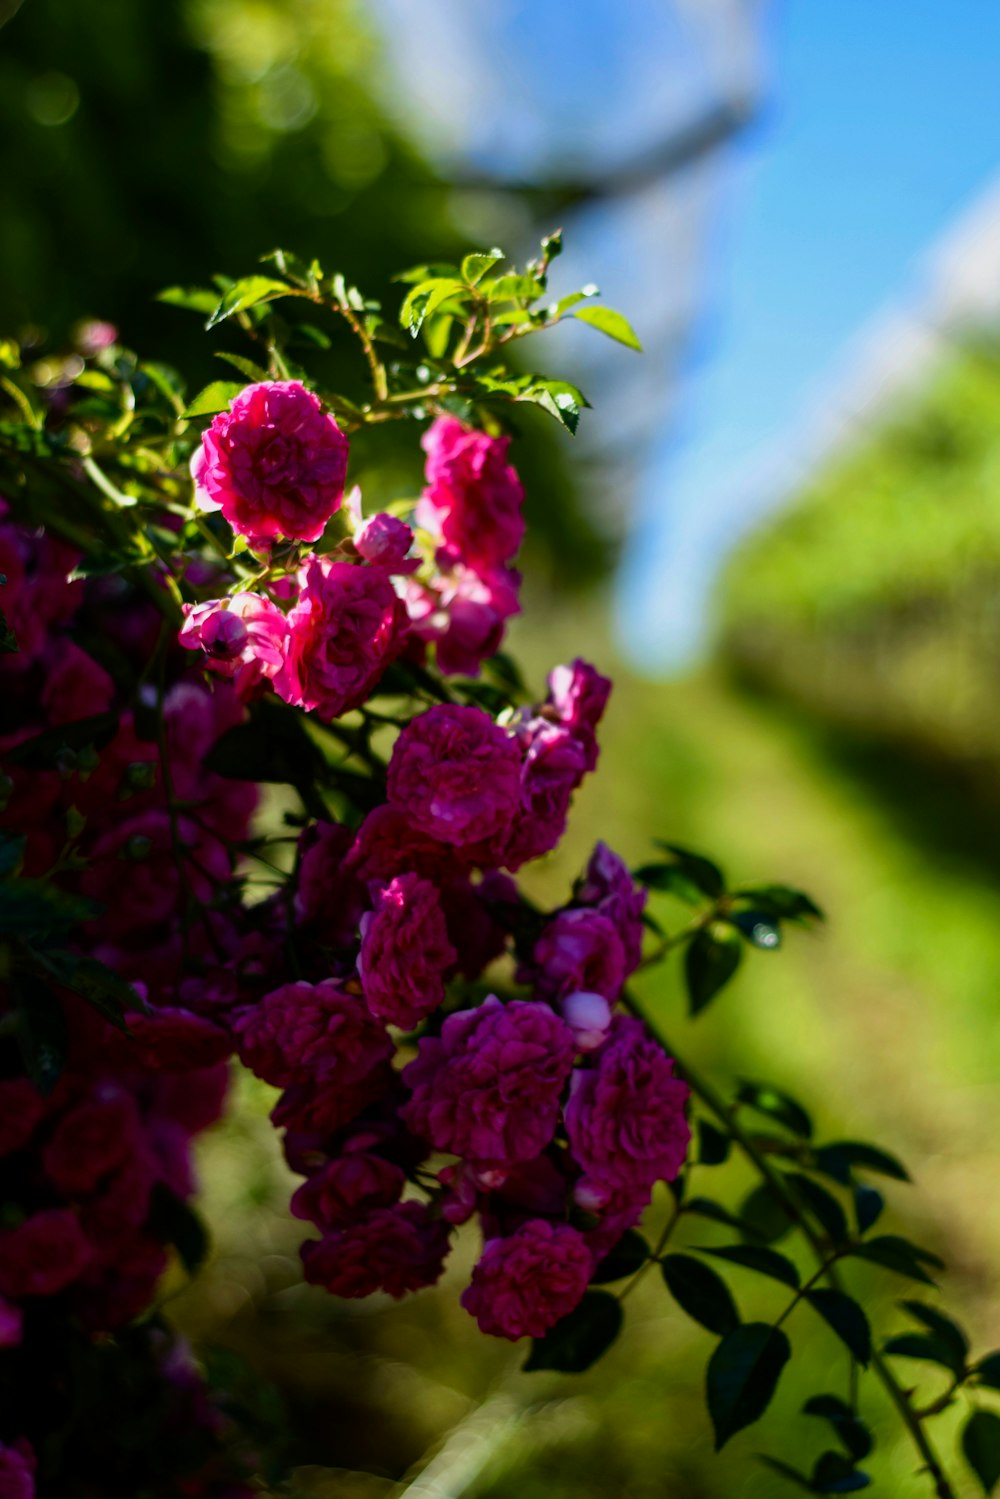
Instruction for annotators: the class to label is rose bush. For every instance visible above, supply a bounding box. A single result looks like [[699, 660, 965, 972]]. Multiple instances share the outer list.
[[0, 236, 992, 1499]]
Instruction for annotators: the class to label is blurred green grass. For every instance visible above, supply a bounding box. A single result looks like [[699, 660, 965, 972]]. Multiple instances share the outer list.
[[169, 611, 1000, 1497]]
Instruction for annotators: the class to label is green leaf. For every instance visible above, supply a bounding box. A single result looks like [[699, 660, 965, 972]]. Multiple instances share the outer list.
[[32, 950, 142, 1031], [735, 884, 823, 922], [973, 1353, 1000, 1391], [729, 910, 782, 950], [156, 285, 219, 314], [963, 1410, 1000, 1495], [632, 862, 705, 905], [653, 841, 725, 898], [14, 975, 69, 1095], [899, 1301, 968, 1365], [811, 1452, 871, 1493], [739, 1184, 796, 1245], [661, 1254, 740, 1336], [853, 1185, 884, 1235], [148, 1182, 210, 1276], [882, 1331, 964, 1374], [706, 1323, 791, 1449], [400, 278, 468, 336], [206, 276, 293, 330], [523, 1290, 622, 1373], [214, 351, 271, 383], [392, 260, 461, 285], [697, 1244, 800, 1290], [518, 378, 589, 435], [486, 273, 546, 302], [698, 1119, 732, 1166], [461, 250, 503, 285], [784, 1173, 848, 1244], [846, 1235, 942, 1286], [573, 304, 642, 351], [736, 1082, 813, 1140], [685, 927, 743, 1016], [0, 881, 100, 940], [802, 1394, 873, 1461], [182, 381, 245, 420], [685, 1195, 766, 1240], [590, 1230, 650, 1284], [805, 1289, 872, 1365], [813, 1141, 909, 1185]]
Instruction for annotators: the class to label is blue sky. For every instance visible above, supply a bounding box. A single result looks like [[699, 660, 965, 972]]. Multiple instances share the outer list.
[[619, 0, 1000, 669]]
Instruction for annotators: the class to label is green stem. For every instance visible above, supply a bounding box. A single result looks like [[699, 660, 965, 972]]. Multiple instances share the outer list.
[[621, 990, 958, 1499]]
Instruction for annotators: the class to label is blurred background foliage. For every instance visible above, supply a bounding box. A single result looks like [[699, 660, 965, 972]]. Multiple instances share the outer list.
[[5, 0, 1000, 1493]]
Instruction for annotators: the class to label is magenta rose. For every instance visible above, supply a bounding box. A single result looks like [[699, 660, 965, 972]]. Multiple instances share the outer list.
[[359, 873, 457, 1028], [497, 722, 589, 870], [0, 1079, 45, 1157], [346, 805, 463, 884], [401, 996, 576, 1165], [386, 704, 522, 848], [565, 1015, 691, 1199], [417, 416, 525, 569], [125, 1007, 233, 1071], [295, 820, 367, 945], [274, 555, 405, 720], [0, 1299, 22, 1350], [461, 1219, 592, 1339], [530, 908, 626, 1004], [546, 658, 612, 772], [404, 561, 521, 678], [576, 842, 647, 974], [234, 979, 392, 1089], [0, 1440, 35, 1499], [300, 1201, 450, 1298], [0, 1210, 92, 1298], [290, 1152, 406, 1229], [179, 592, 288, 689], [354, 511, 418, 573], [42, 1088, 140, 1196], [196, 380, 349, 542]]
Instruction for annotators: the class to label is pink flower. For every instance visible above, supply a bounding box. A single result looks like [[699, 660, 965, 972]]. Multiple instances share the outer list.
[[0, 1079, 45, 1157], [42, 1088, 139, 1195], [359, 874, 457, 1029], [546, 659, 612, 772], [386, 705, 521, 848], [576, 842, 647, 975], [497, 723, 589, 870], [417, 417, 524, 569], [530, 908, 626, 1004], [300, 1201, 450, 1298], [179, 593, 288, 688], [125, 1007, 233, 1071], [290, 1152, 405, 1229], [271, 1067, 393, 1138], [196, 381, 349, 543], [234, 980, 392, 1089], [0, 1298, 22, 1349], [0, 1210, 91, 1298], [346, 806, 462, 884], [355, 512, 418, 573], [401, 996, 576, 1165], [565, 1015, 690, 1199], [41, 640, 114, 724], [274, 555, 405, 720], [404, 562, 520, 677], [461, 1220, 592, 1339], [81, 811, 229, 937], [0, 1440, 35, 1499], [295, 820, 366, 945]]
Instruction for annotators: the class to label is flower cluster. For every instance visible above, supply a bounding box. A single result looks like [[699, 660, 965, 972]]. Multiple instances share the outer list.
[[181, 397, 529, 700], [0, 508, 259, 1491]]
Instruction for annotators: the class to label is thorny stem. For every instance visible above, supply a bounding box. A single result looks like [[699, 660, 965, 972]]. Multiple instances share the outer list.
[[621, 989, 958, 1499]]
